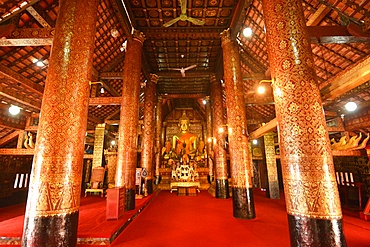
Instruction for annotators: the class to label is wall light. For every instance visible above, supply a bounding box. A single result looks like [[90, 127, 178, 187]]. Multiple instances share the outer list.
[[257, 85, 265, 94], [252, 139, 258, 145], [9, 105, 20, 115]]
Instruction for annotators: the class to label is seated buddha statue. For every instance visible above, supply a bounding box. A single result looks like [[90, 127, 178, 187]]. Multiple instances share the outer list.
[[172, 111, 198, 161]]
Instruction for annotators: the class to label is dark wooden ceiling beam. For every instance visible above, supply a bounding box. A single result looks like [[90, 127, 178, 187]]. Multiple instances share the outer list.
[[89, 97, 121, 106], [100, 72, 122, 80], [0, 0, 42, 24], [0, 85, 41, 110], [0, 113, 27, 131], [161, 93, 207, 99], [157, 71, 211, 78], [26, 5, 53, 27], [111, 0, 133, 39], [0, 64, 44, 96], [0, 130, 21, 146], [306, 4, 331, 26], [229, 0, 253, 38], [0, 28, 54, 46], [142, 28, 223, 39], [321, 55, 370, 102]]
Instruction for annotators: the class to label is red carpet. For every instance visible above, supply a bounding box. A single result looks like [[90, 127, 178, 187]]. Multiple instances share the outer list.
[[1, 189, 370, 246], [0, 194, 155, 246], [110, 189, 370, 247]]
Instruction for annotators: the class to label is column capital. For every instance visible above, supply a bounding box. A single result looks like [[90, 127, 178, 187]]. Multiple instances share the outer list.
[[132, 29, 146, 44], [220, 28, 232, 46]]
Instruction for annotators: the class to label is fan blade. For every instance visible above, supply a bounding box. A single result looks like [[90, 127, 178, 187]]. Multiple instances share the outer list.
[[163, 17, 181, 27], [183, 64, 196, 71], [180, 0, 187, 15], [168, 68, 182, 71], [186, 17, 205, 26]]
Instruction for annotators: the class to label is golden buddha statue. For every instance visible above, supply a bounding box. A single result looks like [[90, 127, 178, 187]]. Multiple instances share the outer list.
[[172, 111, 198, 161]]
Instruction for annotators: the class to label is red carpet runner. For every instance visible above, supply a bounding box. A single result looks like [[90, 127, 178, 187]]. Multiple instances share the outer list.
[[1, 189, 370, 246]]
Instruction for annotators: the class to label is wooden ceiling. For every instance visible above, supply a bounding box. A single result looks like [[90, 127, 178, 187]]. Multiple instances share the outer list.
[[0, 0, 370, 145]]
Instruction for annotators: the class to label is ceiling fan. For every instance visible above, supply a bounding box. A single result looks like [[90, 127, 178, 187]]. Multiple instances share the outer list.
[[168, 64, 197, 77], [163, 0, 205, 27]]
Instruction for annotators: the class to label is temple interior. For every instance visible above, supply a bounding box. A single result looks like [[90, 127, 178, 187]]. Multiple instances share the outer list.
[[0, 0, 370, 246]]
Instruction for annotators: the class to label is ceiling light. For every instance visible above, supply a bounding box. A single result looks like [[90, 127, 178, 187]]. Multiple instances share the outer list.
[[202, 99, 206, 105], [257, 85, 265, 94], [218, 127, 224, 133], [111, 29, 119, 38], [252, 139, 258, 145], [243, 27, 253, 37], [9, 105, 20, 115], [345, 102, 357, 112], [100, 87, 105, 94], [111, 140, 116, 145], [36, 61, 44, 67]]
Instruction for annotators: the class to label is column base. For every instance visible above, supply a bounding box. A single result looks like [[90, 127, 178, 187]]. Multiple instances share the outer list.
[[22, 211, 78, 246], [216, 179, 229, 199], [146, 179, 153, 195], [154, 176, 161, 185], [125, 189, 136, 211], [232, 187, 256, 219], [288, 214, 346, 247]]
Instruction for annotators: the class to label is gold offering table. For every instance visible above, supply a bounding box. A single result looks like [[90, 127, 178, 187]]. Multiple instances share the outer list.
[[170, 181, 200, 196]]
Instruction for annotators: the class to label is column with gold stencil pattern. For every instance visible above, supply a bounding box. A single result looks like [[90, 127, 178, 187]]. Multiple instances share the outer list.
[[140, 74, 158, 195], [261, 0, 345, 245], [21, 0, 99, 246], [210, 75, 229, 199], [220, 30, 255, 219], [155, 96, 163, 184], [263, 132, 280, 199], [115, 30, 145, 211]]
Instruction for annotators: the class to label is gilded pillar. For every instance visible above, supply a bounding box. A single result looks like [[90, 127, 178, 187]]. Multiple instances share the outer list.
[[261, 0, 345, 245], [263, 133, 279, 199], [205, 96, 213, 174], [210, 75, 229, 199], [92, 123, 105, 168], [155, 96, 163, 181], [141, 74, 158, 195], [21, 0, 98, 246], [115, 30, 145, 211], [220, 30, 255, 219]]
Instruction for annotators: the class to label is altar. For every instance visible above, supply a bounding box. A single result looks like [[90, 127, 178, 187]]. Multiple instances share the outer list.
[[170, 181, 200, 196]]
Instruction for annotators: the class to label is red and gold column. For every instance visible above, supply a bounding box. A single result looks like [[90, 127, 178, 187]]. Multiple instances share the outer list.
[[205, 96, 213, 175], [220, 30, 255, 219], [210, 75, 229, 199], [155, 96, 163, 183], [21, 0, 98, 246], [140, 74, 158, 195], [261, 0, 345, 245], [263, 133, 280, 199], [115, 30, 145, 211]]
